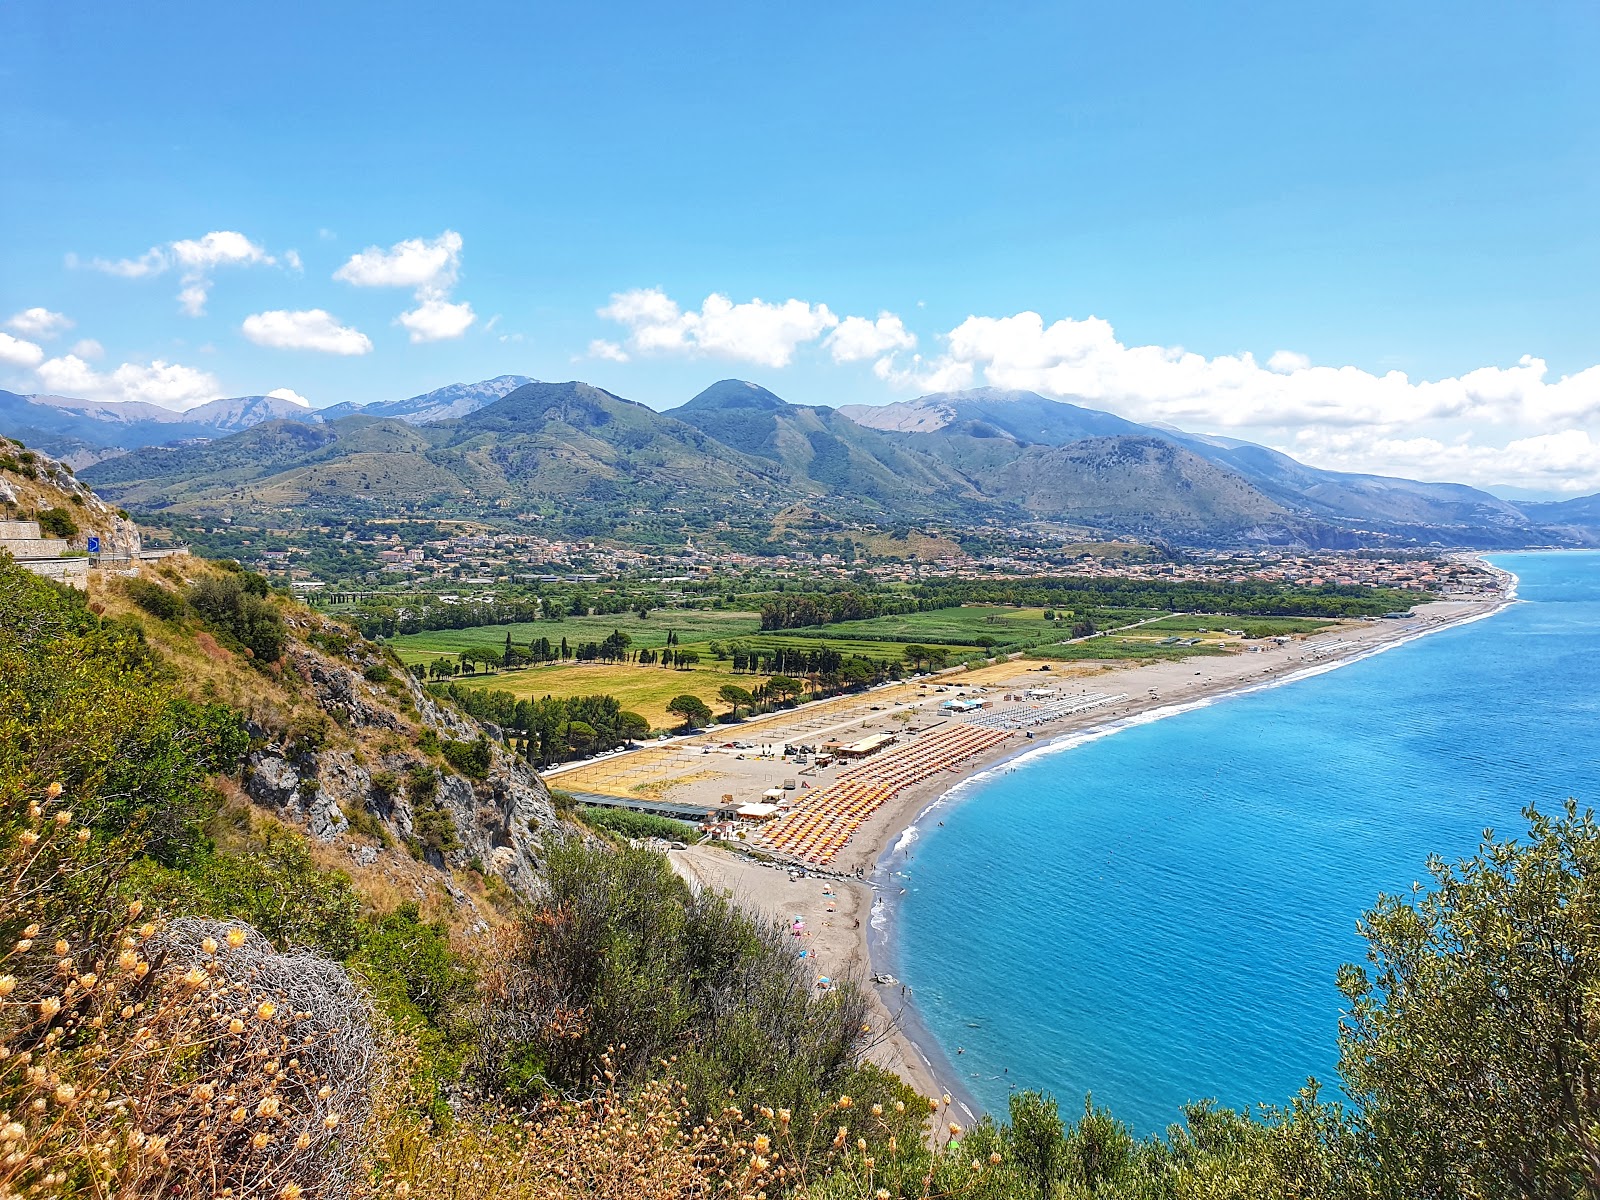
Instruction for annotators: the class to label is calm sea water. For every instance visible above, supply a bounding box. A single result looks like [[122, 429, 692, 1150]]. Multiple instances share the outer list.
[[890, 552, 1600, 1135]]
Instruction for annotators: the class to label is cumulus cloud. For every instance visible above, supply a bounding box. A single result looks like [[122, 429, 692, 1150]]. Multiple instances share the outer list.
[[7, 308, 73, 339], [81, 230, 278, 316], [1291, 427, 1600, 495], [0, 332, 44, 369], [877, 308, 1600, 492], [69, 339, 104, 361], [597, 288, 841, 369], [895, 312, 1600, 433], [34, 355, 221, 411], [397, 298, 476, 344], [588, 338, 629, 362], [335, 230, 476, 341], [241, 309, 373, 356], [266, 386, 311, 407], [334, 230, 462, 290], [825, 312, 916, 364]]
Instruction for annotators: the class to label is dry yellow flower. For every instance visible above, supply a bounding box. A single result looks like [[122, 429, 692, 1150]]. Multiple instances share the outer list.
[[38, 997, 60, 1019], [0, 976, 15, 997], [46, 782, 63, 799], [227, 928, 247, 948], [201, 937, 218, 955], [255, 1001, 276, 1021]]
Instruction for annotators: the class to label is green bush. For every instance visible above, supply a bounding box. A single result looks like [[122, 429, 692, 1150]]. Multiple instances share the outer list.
[[188, 571, 287, 661], [122, 576, 185, 621], [440, 735, 491, 780], [469, 839, 873, 1127], [36, 507, 77, 539]]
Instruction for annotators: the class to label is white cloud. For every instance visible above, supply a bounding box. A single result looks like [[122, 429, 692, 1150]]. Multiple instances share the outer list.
[[266, 386, 311, 407], [588, 338, 629, 362], [825, 312, 917, 364], [34, 355, 221, 411], [869, 308, 1600, 492], [1291, 427, 1600, 494], [895, 312, 1600, 433], [284, 249, 303, 273], [178, 283, 211, 318], [397, 298, 476, 343], [86, 248, 168, 278], [169, 231, 272, 271], [334, 230, 462, 291], [597, 288, 839, 369], [0, 333, 44, 369], [241, 309, 373, 356], [334, 230, 475, 343], [69, 339, 104, 361], [7, 308, 73, 339], [82, 230, 277, 316]]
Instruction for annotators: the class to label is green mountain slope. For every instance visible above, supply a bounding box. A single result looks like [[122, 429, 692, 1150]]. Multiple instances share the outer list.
[[670, 380, 1000, 518]]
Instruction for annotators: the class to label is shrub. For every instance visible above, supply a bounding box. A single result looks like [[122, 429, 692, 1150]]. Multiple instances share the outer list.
[[467, 839, 873, 1125], [36, 507, 78, 539], [0, 790, 378, 1199], [188, 572, 286, 662], [121, 576, 185, 621], [440, 735, 491, 780], [405, 765, 460, 858]]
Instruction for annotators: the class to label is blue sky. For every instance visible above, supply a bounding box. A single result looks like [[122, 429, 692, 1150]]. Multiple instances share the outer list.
[[1, 1, 1597, 493]]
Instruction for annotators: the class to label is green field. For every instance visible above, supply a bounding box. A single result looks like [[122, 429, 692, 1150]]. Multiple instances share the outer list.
[[736, 633, 971, 661], [387, 609, 764, 664], [1138, 614, 1340, 638], [762, 604, 1166, 648]]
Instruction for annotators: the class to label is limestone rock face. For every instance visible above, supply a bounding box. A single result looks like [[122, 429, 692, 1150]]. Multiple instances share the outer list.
[[244, 632, 563, 902]]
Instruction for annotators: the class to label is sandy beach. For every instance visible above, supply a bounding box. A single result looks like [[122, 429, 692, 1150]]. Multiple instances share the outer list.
[[576, 571, 1518, 1111]]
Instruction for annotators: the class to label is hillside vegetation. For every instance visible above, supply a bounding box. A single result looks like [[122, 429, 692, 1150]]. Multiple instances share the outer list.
[[3, 552, 1598, 1196]]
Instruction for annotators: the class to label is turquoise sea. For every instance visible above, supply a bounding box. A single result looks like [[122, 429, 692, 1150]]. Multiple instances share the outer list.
[[888, 552, 1600, 1135]]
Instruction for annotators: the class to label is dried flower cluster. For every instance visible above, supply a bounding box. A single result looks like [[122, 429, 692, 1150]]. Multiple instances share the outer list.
[[0, 787, 376, 1199]]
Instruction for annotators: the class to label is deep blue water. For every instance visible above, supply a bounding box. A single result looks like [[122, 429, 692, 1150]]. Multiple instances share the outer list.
[[891, 552, 1600, 1134]]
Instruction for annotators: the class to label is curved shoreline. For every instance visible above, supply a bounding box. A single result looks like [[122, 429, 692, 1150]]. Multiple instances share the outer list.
[[865, 561, 1521, 1119]]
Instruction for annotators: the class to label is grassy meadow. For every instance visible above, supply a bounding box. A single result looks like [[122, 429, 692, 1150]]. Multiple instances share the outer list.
[[444, 659, 756, 728], [386, 609, 764, 664]]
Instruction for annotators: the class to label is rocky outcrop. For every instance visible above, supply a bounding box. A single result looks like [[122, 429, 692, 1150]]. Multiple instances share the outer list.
[[242, 622, 565, 903]]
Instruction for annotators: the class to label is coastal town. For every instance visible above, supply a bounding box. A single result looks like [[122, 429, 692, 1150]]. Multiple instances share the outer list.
[[224, 517, 1502, 601]]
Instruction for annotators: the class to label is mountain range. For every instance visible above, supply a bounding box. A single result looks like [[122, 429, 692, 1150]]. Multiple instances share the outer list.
[[0, 375, 538, 468], [60, 376, 1597, 550]]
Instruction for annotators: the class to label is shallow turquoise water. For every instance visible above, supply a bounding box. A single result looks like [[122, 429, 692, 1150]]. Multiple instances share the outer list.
[[891, 552, 1600, 1134]]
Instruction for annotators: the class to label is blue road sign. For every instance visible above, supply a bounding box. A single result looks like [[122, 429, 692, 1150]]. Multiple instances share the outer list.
[[86, 536, 100, 553]]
